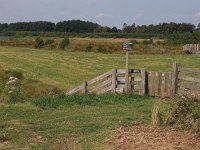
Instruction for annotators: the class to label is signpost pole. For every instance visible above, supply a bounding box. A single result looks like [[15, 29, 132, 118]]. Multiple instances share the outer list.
[[125, 50, 129, 92], [123, 42, 133, 93]]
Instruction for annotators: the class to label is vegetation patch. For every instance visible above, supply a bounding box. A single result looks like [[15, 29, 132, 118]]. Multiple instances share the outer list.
[[152, 97, 200, 137], [34, 93, 150, 108]]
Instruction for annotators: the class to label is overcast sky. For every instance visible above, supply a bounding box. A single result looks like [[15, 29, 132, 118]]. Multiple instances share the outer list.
[[0, 0, 200, 28]]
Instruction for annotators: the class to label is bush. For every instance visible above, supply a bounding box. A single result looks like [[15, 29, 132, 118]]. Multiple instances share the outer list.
[[84, 43, 93, 52], [59, 37, 70, 49], [45, 39, 54, 45], [35, 37, 44, 48]]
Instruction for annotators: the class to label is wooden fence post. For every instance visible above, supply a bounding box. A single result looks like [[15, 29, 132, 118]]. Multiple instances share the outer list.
[[112, 68, 117, 93], [83, 81, 87, 94], [141, 69, 148, 95], [172, 62, 178, 97]]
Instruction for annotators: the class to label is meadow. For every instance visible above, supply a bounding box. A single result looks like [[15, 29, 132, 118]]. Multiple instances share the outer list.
[[0, 44, 200, 149], [0, 46, 199, 90]]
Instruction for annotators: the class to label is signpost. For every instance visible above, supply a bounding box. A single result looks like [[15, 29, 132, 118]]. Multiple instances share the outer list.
[[122, 42, 133, 92]]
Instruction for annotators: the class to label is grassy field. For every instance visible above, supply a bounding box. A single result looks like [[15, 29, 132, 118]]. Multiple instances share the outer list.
[[0, 94, 154, 149], [0, 46, 199, 149], [0, 46, 199, 90]]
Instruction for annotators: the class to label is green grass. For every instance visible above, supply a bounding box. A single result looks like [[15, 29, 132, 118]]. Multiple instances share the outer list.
[[0, 46, 199, 90], [0, 93, 154, 149]]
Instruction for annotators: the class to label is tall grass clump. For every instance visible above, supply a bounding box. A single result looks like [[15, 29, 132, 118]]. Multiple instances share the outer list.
[[152, 98, 200, 136], [34, 93, 151, 108]]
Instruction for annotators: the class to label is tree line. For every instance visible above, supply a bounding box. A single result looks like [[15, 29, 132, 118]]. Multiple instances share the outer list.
[[122, 22, 196, 34], [0, 20, 198, 34]]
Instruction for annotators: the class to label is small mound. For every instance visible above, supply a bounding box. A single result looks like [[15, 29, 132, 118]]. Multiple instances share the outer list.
[[107, 122, 200, 150]]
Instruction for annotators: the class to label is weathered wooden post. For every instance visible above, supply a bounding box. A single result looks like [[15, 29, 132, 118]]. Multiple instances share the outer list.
[[83, 81, 87, 94], [172, 62, 179, 97], [141, 69, 148, 95], [112, 68, 117, 93], [123, 42, 133, 92]]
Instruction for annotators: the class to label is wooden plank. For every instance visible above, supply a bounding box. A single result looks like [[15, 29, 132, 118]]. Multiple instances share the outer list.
[[179, 68, 200, 74], [163, 72, 169, 97], [157, 72, 162, 97], [117, 77, 125, 83], [87, 70, 113, 85], [151, 72, 156, 96], [141, 69, 147, 95], [179, 76, 200, 83], [89, 78, 112, 92], [117, 84, 125, 89], [117, 69, 140, 74], [133, 77, 141, 82], [66, 83, 84, 95], [179, 83, 200, 90], [172, 62, 179, 97], [112, 69, 117, 93], [169, 72, 172, 96], [132, 84, 141, 90], [116, 88, 124, 93], [117, 77, 141, 83], [97, 86, 113, 94], [117, 69, 125, 74]]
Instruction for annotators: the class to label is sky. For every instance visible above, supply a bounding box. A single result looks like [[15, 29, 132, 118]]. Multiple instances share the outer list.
[[0, 0, 200, 28]]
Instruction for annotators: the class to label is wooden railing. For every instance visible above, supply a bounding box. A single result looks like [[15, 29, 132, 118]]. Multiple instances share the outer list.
[[178, 67, 200, 91], [66, 69, 142, 95], [66, 63, 200, 97]]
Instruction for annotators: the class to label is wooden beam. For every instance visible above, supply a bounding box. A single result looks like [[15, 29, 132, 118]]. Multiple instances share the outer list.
[[179, 76, 200, 83], [172, 62, 179, 97], [97, 86, 113, 94], [89, 78, 112, 92], [112, 69, 117, 93], [87, 70, 113, 86], [179, 68, 200, 74], [157, 72, 162, 97]]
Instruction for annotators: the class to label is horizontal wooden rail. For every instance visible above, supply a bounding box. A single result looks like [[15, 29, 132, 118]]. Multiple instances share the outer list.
[[179, 83, 200, 90], [87, 70, 113, 86], [89, 78, 112, 92], [66, 83, 85, 95], [179, 68, 200, 74], [179, 76, 200, 83], [97, 86, 113, 94]]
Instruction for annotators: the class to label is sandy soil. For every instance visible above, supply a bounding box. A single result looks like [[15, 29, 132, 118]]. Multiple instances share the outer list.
[[107, 122, 200, 150]]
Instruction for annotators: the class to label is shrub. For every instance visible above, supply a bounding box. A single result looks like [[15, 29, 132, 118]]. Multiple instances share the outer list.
[[59, 37, 70, 49], [45, 39, 54, 45], [84, 43, 93, 52], [35, 37, 44, 48]]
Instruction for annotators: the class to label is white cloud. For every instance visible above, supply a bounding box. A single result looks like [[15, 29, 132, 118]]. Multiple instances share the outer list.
[[194, 11, 200, 18], [95, 13, 105, 19]]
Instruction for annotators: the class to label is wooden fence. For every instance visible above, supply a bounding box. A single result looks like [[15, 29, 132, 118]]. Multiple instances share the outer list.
[[66, 69, 142, 95], [66, 63, 200, 97], [178, 67, 200, 91]]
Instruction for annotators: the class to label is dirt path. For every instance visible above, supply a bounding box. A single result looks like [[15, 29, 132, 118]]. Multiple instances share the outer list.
[[107, 122, 200, 150]]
